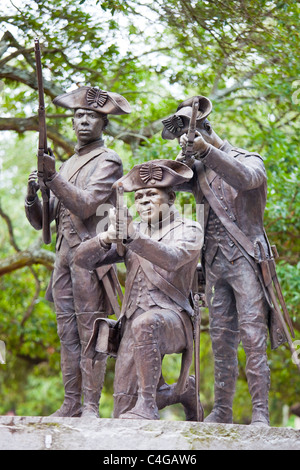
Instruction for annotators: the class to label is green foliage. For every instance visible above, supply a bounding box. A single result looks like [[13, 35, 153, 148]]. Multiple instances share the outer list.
[[0, 0, 299, 425]]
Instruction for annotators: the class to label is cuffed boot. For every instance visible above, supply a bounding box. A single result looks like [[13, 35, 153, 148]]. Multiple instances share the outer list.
[[204, 356, 238, 424], [157, 375, 204, 421], [77, 312, 108, 418], [245, 351, 270, 427], [49, 342, 82, 417], [241, 319, 270, 426], [120, 342, 161, 420], [80, 354, 107, 419]]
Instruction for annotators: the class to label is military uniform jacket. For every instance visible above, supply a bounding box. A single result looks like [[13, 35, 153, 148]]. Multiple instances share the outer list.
[[176, 140, 288, 349], [75, 213, 203, 318], [177, 140, 270, 262], [25, 140, 123, 303], [75, 214, 203, 391], [75, 217, 203, 391], [25, 140, 123, 249]]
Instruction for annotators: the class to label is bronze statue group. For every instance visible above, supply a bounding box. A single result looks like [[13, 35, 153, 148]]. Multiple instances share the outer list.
[[25, 86, 295, 427]]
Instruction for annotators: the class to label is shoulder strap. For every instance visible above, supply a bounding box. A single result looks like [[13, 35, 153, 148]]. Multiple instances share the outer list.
[[68, 212, 90, 242], [121, 256, 140, 316], [67, 147, 108, 182], [198, 163, 255, 258], [137, 255, 194, 317]]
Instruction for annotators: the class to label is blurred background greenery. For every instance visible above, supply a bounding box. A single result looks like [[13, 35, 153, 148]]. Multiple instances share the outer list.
[[0, 0, 299, 427]]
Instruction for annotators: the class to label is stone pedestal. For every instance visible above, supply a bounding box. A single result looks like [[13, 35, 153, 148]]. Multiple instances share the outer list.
[[0, 416, 299, 450]]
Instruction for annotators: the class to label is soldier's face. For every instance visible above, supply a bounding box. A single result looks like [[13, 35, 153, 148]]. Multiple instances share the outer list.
[[73, 108, 105, 145], [134, 188, 175, 224], [196, 119, 214, 144]]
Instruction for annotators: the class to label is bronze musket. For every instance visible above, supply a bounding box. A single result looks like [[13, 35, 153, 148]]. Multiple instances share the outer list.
[[193, 293, 202, 421], [116, 182, 126, 256], [183, 97, 199, 161], [193, 266, 204, 422], [268, 244, 295, 337], [34, 38, 51, 244], [254, 240, 300, 372]]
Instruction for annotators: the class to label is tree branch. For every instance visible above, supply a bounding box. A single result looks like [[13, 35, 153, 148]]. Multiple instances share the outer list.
[[0, 247, 55, 276], [0, 64, 63, 99], [0, 203, 20, 252], [0, 116, 75, 156], [0, 201, 55, 275], [20, 267, 41, 327]]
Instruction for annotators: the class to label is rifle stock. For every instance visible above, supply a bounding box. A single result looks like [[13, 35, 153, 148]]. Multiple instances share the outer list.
[[255, 240, 300, 372], [34, 38, 51, 245]]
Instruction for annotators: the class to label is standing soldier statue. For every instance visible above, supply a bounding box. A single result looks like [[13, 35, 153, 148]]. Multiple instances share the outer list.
[[25, 85, 131, 418], [75, 159, 204, 420], [162, 95, 297, 426]]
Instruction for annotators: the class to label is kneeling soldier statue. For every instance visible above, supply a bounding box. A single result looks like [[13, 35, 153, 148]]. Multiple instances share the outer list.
[[75, 159, 204, 420]]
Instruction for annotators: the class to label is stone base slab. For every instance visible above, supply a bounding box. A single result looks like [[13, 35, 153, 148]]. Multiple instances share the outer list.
[[0, 416, 299, 450]]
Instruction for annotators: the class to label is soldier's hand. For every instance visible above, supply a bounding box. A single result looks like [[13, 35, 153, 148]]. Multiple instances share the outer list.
[[179, 132, 188, 150], [100, 206, 136, 245], [179, 131, 209, 159], [175, 149, 185, 162], [27, 170, 40, 201], [176, 151, 195, 168], [192, 132, 210, 157], [176, 134, 195, 168], [124, 207, 135, 239], [43, 148, 57, 181], [102, 208, 118, 244], [100, 226, 116, 245], [179, 131, 203, 148], [104, 207, 135, 243]]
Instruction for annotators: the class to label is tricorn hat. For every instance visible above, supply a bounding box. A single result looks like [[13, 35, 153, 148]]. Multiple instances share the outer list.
[[113, 159, 193, 192], [53, 86, 131, 115], [161, 95, 212, 140]]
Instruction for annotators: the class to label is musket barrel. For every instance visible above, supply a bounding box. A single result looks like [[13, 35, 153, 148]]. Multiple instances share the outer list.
[[34, 38, 51, 245], [184, 97, 199, 159], [116, 182, 125, 256], [193, 292, 201, 421], [255, 240, 299, 372]]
